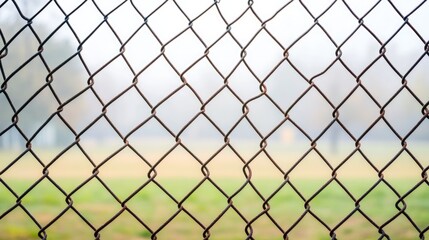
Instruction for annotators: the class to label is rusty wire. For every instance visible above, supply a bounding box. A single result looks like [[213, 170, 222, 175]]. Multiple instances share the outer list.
[[1, 0, 429, 239]]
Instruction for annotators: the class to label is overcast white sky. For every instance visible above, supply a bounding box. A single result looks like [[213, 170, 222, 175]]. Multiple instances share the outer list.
[[1, 0, 429, 141], [4, 0, 426, 73]]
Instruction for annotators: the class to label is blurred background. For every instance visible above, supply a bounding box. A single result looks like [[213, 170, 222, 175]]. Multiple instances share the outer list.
[[0, 0, 428, 239], [1, 0, 428, 148]]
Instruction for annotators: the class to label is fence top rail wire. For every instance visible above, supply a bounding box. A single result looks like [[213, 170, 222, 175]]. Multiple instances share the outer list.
[[0, 0, 428, 239]]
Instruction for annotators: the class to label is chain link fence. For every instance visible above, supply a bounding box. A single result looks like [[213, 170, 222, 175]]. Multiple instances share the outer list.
[[1, 0, 429, 239]]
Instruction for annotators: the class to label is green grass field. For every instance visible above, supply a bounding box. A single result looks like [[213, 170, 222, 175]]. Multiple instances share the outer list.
[[0, 140, 428, 239], [1, 179, 428, 240]]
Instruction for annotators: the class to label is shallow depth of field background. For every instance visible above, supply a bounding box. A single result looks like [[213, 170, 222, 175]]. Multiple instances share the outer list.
[[1, 0, 429, 239]]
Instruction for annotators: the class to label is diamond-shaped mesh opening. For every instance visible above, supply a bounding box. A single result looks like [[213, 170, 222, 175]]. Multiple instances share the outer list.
[[20, 179, 68, 226], [136, 57, 182, 105], [339, 26, 381, 74], [364, 0, 404, 42], [105, 88, 152, 135], [288, 27, 337, 79], [206, 34, 241, 76], [264, 125, 311, 170], [1, 29, 41, 78], [267, 182, 305, 226], [358, 121, 403, 169], [205, 146, 246, 195], [0, 207, 40, 240], [91, 58, 134, 103], [182, 59, 224, 102], [122, 25, 161, 71], [97, 210, 150, 240], [0, 182, 17, 215], [96, 147, 150, 200], [383, 214, 422, 240], [338, 87, 381, 138], [78, 117, 124, 165], [65, 1, 103, 40], [264, 60, 309, 110], [384, 25, 425, 75], [287, 152, 332, 197], [408, 2, 429, 40], [244, 30, 283, 79], [405, 137, 429, 168], [59, 89, 101, 132], [229, 10, 260, 46], [204, 88, 243, 133], [246, 95, 284, 137], [318, 1, 357, 43], [151, 209, 203, 240], [179, 116, 225, 160], [333, 212, 380, 239], [49, 56, 87, 103], [69, 179, 122, 228], [407, 54, 429, 104], [286, 213, 330, 240], [126, 181, 177, 229], [360, 58, 402, 105], [30, 116, 75, 162], [81, 25, 122, 74], [190, 6, 225, 45], [266, 1, 314, 48], [44, 209, 94, 239], [247, 153, 284, 196], [359, 182, 400, 225], [45, 146, 93, 193], [231, 184, 264, 220], [207, 207, 248, 239], [228, 119, 262, 161], [335, 153, 379, 197], [146, 1, 188, 43], [154, 146, 203, 199], [126, 118, 176, 164], [5, 57, 49, 109], [249, 213, 283, 240], [164, 30, 205, 73], [289, 88, 333, 139], [1, 152, 43, 196], [1, 1, 428, 239], [155, 87, 201, 135], [181, 181, 227, 226], [309, 181, 355, 227], [227, 63, 261, 102], [382, 151, 423, 192], [313, 121, 357, 167], [28, 3, 65, 41], [15, 89, 57, 138], [175, 0, 213, 21], [402, 183, 429, 230], [313, 61, 356, 106]]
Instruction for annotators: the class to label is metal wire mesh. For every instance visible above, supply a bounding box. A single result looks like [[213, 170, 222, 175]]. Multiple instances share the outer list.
[[1, 0, 429, 239]]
